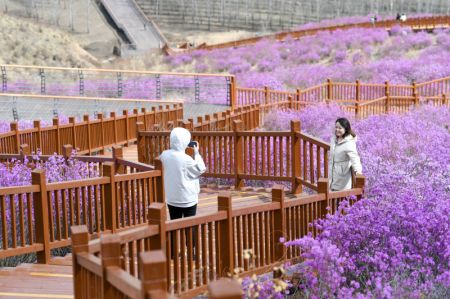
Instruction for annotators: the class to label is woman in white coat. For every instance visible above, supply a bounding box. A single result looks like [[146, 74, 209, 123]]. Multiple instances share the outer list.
[[159, 127, 206, 219], [328, 118, 363, 191]]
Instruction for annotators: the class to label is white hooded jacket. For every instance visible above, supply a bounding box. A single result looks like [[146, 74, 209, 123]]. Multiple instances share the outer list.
[[328, 135, 362, 191], [159, 128, 206, 208]]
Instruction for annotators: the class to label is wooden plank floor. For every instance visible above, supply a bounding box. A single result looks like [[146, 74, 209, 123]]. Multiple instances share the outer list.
[[0, 255, 74, 298]]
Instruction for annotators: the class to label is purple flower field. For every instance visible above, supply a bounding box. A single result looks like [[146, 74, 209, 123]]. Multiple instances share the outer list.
[[164, 26, 450, 90], [244, 104, 450, 298]]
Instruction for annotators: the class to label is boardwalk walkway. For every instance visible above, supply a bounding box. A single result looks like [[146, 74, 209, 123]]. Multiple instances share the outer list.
[[101, 0, 166, 54], [0, 184, 310, 298]]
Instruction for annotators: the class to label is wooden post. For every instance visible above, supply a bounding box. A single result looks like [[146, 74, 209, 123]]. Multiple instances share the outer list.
[[141, 108, 147, 129], [208, 278, 242, 299], [355, 80, 361, 102], [205, 115, 211, 130], [230, 76, 237, 111], [69, 117, 77, 151], [154, 159, 165, 203], [412, 81, 417, 97], [136, 122, 145, 163], [355, 174, 366, 190], [355, 175, 366, 201], [385, 81, 390, 114], [34, 120, 42, 152], [32, 169, 50, 263], [148, 203, 166, 251], [272, 186, 286, 261], [97, 113, 105, 154], [62, 145, 73, 163], [101, 234, 122, 298], [10, 122, 20, 154], [111, 111, 118, 144], [112, 145, 125, 174], [327, 78, 332, 101], [123, 110, 129, 146], [177, 103, 184, 120], [83, 115, 92, 154], [53, 118, 60, 154], [217, 193, 233, 276], [443, 94, 447, 106], [140, 250, 168, 298], [291, 121, 302, 194], [226, 110, 232, 130], [288, 95, 293, 110], [71, 226, 89, 299], [103, 162, 117, 233], [318, 178, 330, 217], [197, 116, 203, 131], [233, 120, 244, 189], [264, 86, 269, 106]]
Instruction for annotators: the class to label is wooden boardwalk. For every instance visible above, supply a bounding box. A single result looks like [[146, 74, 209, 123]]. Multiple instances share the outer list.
[[0, 189, 310, 298], [0, 256, 73, 299], [0, 144, 311, 298]]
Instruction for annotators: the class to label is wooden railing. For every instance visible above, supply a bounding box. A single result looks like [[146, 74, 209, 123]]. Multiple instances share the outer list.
[[138, 120, 330, 193], [188, 15, 450, 52], [72, 178, 365, 298], [162, 104, 261, 132], [0, 146, 164, 262], [236, 77, 450, 118], [0, 103, 183, 155]]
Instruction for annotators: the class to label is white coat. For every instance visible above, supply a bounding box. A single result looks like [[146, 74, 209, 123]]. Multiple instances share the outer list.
[[159, 128, 206, 208], [328, 135, 362, 191]]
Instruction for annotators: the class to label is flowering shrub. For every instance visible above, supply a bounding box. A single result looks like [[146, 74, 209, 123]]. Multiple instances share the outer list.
[[261, 104, 450, 297], [0, 152, 100, 266], [0, 152, 99, 187], [148, 25, 450, 89]]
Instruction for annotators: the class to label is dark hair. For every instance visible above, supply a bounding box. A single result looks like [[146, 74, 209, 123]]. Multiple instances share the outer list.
[[335, 118, 356, 137]]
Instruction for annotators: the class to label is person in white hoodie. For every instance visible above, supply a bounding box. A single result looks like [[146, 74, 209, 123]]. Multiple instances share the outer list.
[[159, 127, 206, 220], [328, 118, 363, 191]]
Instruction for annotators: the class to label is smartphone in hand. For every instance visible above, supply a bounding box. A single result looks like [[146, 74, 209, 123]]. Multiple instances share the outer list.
[[188, 141, 198, 148]]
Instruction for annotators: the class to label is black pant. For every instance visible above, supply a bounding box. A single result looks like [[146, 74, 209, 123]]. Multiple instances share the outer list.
[[168, 204, 197, 259], [167, 204, 197, 219]]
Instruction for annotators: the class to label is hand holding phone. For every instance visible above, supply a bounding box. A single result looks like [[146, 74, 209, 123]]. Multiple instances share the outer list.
[[188, 141, 198, 148]]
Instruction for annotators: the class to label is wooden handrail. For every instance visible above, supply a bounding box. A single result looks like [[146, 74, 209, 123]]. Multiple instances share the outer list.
[[71, 178, 365, 298], [138, 120, 330, 192], [0, 103, 182, 155], [184, 15, 450, 52], [0, 151, 165, 261]]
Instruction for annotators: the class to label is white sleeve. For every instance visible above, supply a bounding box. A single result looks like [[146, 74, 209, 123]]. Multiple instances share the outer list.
[[346, 141, 362, 174], [185, 153, 206, 180], [328, 138, 333, 179]]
